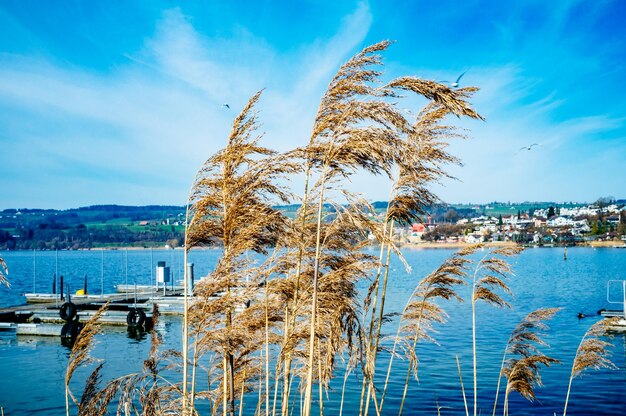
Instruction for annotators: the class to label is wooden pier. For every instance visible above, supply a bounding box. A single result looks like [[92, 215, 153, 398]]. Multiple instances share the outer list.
[[0, 290, 187, 337]]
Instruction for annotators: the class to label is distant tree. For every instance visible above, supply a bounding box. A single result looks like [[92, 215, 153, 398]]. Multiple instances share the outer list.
[[547, 206, 556, 218], [498, 215, 503, 226], [618, 212, 626, 237], [517, 210, 521, 220], [444, 208, 459, 223], [591, 220, 606, 236], [596, 196, 614, 210]]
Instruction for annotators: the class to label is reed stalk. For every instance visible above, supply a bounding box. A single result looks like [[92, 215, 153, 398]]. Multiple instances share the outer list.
[[362, 220, 395, 416], [265, 268, 271, 416], [302, 165, 329, 416], [469, 246, 520, 415], [456, 355, 470, 416]]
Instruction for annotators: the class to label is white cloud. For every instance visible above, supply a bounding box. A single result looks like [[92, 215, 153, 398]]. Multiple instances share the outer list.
[[0, 4, 374, 208]]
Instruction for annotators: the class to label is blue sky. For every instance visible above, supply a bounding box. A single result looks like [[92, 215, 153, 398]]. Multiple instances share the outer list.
[[1, 0, 624, 209]]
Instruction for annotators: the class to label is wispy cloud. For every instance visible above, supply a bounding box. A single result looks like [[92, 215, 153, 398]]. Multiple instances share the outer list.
[[0, 4, 373, 208]]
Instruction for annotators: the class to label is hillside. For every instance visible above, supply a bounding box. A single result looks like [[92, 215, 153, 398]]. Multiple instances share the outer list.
[[1, 200, 622, 250]]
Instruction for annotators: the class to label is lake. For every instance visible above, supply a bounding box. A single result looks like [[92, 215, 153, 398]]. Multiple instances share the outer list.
[[0, 247, 625, 415]]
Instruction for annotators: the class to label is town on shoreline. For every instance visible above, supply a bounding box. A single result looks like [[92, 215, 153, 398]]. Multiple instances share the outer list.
[[396, 201, 626, 248]]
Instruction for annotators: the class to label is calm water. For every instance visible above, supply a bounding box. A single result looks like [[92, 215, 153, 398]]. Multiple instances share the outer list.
[[0, 247, 625, 415]]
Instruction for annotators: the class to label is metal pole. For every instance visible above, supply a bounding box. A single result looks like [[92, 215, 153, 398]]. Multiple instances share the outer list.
[[622, 280, 625, 320], [150, 247, 154, 289], [32, 249, 36, 293], [55, 249, 59, 306], [125, 249, 128, 301], [186, 262, 194, 294], [101, 250, 104, 295]]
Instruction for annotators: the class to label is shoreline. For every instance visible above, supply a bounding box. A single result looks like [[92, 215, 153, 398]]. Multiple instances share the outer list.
[[2, 241, 625, 252], [396, 240, 626, 249]]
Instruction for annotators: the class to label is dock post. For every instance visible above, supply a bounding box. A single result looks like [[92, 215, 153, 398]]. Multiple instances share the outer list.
[[622, 281, 625, 319], [100, 250, 104, 295], [60, 275, 64, 301], [33, 249, 36, 293], [187, 262, 194, 293], [124, 249, 129, 301]]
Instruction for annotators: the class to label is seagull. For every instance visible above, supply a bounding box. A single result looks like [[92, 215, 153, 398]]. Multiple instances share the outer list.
[[221, 103, 230, 109], [439, 71, 467, 88], [516, 143, 540, 154]]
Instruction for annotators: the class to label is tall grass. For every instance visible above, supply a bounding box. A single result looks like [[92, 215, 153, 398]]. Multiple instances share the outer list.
[[563, 318, 618, 416], [64, 41, 619, 416], [499, 308, 560, 416], [65, 302, 109, 416]]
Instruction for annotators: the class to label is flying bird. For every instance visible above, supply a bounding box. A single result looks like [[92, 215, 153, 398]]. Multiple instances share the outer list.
[[516, 143, 541, 154], [221, 103, 230, 109], [439, 71, 467, 88]]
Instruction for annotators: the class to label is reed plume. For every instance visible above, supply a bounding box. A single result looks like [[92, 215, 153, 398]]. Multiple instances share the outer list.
[[563, 318, 618, 416], [360, 99, 478, 416], [470, 245, 522, 416], [78, 304, 184, 416], [185, 90, 297, 416], [498, 308, 560, 415], [0, 257, 8, 287], [273, 196, 379, 415], [65, 302, 109, 416], [283, 39, 483, 416]]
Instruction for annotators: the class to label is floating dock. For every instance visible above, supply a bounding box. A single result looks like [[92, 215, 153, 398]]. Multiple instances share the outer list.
[[0, 290, 194, 337]]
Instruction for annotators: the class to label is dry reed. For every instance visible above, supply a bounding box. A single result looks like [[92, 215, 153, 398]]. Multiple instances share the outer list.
[[499, 308, 560, 415], [385, 247, 474, 416], [65, 302, 109, 416], [563, 317, 618, 416], [185, 90, 297, 416]]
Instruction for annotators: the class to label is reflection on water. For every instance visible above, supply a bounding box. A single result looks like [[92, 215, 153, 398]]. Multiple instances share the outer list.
[[0, 247, 624, 415], [127, 326, 148, 342]]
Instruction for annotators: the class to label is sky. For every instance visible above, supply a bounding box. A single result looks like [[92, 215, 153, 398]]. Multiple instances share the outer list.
[[0, 0, 625, 209]]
